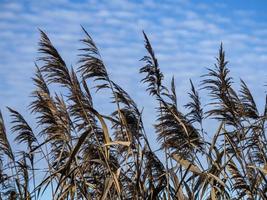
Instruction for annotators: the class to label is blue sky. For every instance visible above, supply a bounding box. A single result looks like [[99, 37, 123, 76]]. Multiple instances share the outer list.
[[1, 0, 267, 152]]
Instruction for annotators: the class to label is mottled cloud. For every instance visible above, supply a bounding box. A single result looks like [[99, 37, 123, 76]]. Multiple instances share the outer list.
[[0, 0, 267, 147]]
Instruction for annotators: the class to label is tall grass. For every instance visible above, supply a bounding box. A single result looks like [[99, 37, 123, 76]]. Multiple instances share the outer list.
[[0, 28, 266, 200]]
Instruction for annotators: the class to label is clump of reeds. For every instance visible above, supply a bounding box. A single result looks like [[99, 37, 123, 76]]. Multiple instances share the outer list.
[[0, 27, 266, 200]]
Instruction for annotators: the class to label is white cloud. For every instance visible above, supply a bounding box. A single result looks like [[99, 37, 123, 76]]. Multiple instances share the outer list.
[[1, 0, 267, 152]]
